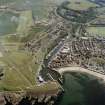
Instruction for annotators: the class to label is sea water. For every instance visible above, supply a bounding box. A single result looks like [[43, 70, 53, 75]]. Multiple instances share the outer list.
[[57, 72, 105, 105]]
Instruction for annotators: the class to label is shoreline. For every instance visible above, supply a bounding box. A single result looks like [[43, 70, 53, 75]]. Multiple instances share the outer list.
[[53, 66, 105, 82]]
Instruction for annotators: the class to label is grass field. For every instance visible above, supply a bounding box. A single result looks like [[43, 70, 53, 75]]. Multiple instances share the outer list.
[[0, 47, 59, 92], [66, 0, 98, 10], [0, 38, 47, 91], [86, 26, 105, 36], [21, 25, 47, 42], [16, 10, 34, 36], [0, 51, 36, 91], [0, 3, 60, 92], [0, 13, 48, 91], [26, 81, 60, 94], [0, 0, 53, 19]]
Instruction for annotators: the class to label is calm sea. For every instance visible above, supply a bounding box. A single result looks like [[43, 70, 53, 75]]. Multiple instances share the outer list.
[[57, 72, 105, 105]]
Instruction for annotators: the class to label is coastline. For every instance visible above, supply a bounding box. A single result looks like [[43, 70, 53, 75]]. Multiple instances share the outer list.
[[53, 66, 105, 82]]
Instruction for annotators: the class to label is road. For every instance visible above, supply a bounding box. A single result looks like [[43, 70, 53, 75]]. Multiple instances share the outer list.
[[54, 67, 105, 82], [46, 41, 64, 65]]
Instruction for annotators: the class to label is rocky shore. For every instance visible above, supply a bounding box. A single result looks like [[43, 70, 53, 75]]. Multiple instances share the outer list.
[[0, 88, 62, 105]]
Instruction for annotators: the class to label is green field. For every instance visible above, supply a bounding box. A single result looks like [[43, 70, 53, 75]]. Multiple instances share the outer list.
[[0, 47, 48, 91], [0, 51, 35, 91], [0, 9, 58, 92], [66, 0, 98, 10], [16, 10, 34, 36], [26, 81, 60, 94], [86, 26, 105, 36]]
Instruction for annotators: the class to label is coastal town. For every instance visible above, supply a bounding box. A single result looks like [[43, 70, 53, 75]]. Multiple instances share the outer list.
[[0, 0, 105, 105], [48, 36, 105, 74]]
